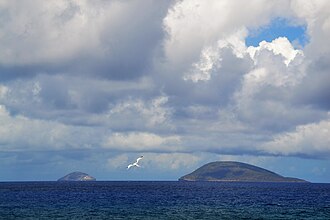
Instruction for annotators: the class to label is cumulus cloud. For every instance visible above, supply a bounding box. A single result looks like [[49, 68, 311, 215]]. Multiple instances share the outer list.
[[247, 37, 303, 66], [163, 0, 292, 70], [0, 74, 157, 127], [107, 96, 172, 129], [0, 0, 104, 65], [0, 0, 169, 80], [183, 29, 247, 82], [291, 0, 330, 57], [0, 105, 100, 151], [230, 36, 327, 131], [289, 0, 330, 111], [261, 118, 330, 158]]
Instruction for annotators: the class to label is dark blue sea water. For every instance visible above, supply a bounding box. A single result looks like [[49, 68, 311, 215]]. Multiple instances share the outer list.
[[0, 181, 329, 219]]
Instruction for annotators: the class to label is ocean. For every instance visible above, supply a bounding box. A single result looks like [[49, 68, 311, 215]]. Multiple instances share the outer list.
[[0, 181, 329, 219]]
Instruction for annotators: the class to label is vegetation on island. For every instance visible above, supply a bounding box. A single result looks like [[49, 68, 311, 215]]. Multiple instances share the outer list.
[[179, 161, 308, 182]]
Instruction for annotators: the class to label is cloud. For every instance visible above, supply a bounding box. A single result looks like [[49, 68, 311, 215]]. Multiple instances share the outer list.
[[230, 36, 328, 131], [139, 152, 201, 170], [0, 0, 170, 80], [0, 0, 99, 65], [0, 105, 100, 151], [103, 132, 181, 152], [163, 0, 291, 68], [260, 118, 330, 158], [107, 96, 172, 129], [247, 37, 303, 66], [183, 29, 247, 82], [291, 0, 330, 57], [0, 74, 156, 126], [107, 154, 129, 169], [0, 85, 8, 98]]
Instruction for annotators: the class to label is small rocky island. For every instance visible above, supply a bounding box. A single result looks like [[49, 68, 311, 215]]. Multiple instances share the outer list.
[[179, 161, 308, 182], [57, 171, 96, 181]]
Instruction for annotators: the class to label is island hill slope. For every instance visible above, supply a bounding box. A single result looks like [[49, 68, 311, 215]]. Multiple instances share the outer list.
[[57, 171, 96, 181], [179, 161, 308, 182]]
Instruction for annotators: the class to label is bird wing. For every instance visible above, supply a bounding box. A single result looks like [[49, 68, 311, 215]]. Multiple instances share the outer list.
[[136, 156, 143, 163], [127, 156, 143, 170]]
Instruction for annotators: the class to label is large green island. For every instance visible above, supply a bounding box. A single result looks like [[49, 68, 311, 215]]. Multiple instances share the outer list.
[[179, 161, 308, 182]]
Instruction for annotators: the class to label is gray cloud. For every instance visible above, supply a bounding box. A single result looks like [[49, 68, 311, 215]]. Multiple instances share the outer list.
[[0, 0, 171, 80], [293, 55, 330, 110]]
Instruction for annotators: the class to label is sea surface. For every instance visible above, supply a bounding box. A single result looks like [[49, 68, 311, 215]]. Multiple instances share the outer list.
[[0, 181, 329, 219]]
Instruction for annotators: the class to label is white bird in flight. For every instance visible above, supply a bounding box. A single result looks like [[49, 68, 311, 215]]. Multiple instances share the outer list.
[[127, 156, 143, 170]]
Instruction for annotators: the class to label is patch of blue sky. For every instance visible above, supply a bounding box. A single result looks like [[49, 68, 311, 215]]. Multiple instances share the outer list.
[[267, 157, 330, 183], [245, 18, 308, 47]]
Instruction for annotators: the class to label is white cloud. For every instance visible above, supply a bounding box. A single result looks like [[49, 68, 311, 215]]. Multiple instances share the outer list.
[[0, 0, 167, 83], [0, 0, 101, 64], [107, 96, 172, 128], [229, 36, 315, 131], [163, 0, 291, 67], [261, 118, 330, 158], [143, 153, 201, 170], [247, 37, 303, 66], [0, 105, 99, 151], [291, 0, 330, 57], [0, 85, 8, 99], [184, 29, 247, 82], [107, 154, 129, 169], [103, 132, 181, 152]]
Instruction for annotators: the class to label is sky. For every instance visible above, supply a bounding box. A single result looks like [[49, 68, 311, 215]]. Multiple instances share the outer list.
[[0, 0, 329, 182]]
